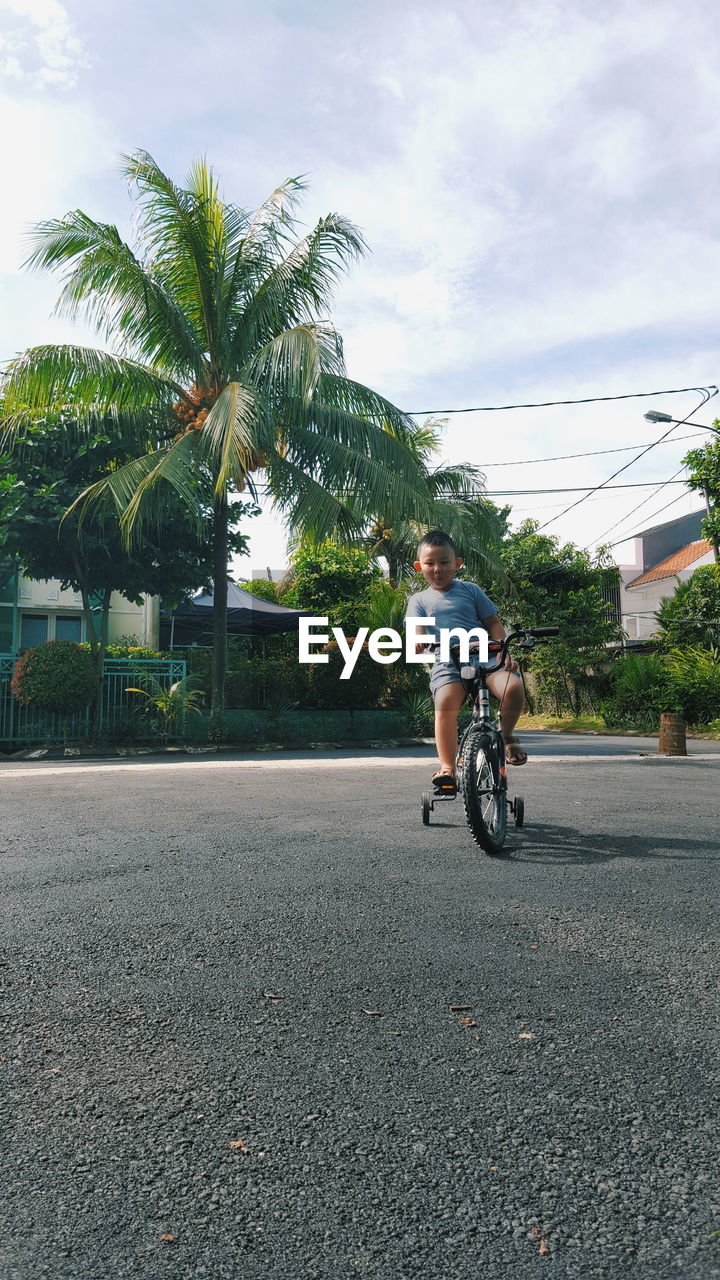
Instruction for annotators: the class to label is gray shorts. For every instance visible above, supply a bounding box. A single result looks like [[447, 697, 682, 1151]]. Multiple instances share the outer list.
[[429, 659, 464, 697], [429, 659, 522, 699]]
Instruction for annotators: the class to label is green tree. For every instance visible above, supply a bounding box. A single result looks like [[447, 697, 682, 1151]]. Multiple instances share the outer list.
[[0, 412, 253, 735], [1, 152, 431, 740], [487, 520, 621, 716], [655, 565, 720, 650], [282, 540, 382, 629], [683, 434, 720, 561]]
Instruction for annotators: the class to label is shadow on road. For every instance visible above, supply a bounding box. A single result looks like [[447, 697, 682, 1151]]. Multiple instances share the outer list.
[[504, 821, 716, 866]]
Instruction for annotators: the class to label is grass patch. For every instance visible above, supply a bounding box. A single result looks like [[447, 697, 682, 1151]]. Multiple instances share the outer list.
[[516, 714, 607, 734]]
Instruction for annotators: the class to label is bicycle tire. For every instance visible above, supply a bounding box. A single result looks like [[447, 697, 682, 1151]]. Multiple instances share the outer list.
[[460, 726, 508, 854], [422, 792, 431, 825]]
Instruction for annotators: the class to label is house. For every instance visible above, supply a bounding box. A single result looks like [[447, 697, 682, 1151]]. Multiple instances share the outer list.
[[0, 562, 159, 654], [618, 510, 715, 642]]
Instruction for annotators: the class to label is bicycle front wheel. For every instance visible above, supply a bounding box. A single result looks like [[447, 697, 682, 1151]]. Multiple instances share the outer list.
[[460, 726, 507, 854]]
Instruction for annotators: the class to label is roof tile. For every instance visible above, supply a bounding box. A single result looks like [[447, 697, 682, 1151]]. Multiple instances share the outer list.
[[625, 540, 712, 588]]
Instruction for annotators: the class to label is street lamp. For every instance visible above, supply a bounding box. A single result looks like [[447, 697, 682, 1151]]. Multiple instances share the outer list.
[[643, 409, 719, 433], [643, 411, 719, 561]]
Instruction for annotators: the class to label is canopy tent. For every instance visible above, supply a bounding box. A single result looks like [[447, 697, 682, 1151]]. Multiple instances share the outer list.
[[160, 581, 312, 647]]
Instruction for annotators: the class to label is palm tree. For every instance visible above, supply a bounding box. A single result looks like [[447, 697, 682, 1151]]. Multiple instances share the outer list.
[[356, 416, 503, 584], [1, 151, 431, 739]]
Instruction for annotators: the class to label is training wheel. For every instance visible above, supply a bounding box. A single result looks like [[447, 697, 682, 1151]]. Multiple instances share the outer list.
[[513, 795, 525, 828], [422, 791, 432, 825]]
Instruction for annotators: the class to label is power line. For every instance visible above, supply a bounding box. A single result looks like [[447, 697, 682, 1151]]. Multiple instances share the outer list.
[[407, 383, 717, 416], [253, 478, 689, 499], [533, 387, 717, 534], [589, 466, 688, 546], [484, 480, 688, 496], [609, 495, 705, 547], [480, 431, 706, 467]]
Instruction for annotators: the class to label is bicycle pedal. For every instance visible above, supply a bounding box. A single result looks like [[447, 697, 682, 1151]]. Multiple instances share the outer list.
[[432, 779, 457, 797]]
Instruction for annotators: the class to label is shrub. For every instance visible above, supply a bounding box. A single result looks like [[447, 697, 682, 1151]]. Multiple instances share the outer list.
[[378, 660, 430, 707], [399, 692, 434, 737], [81, 640, 169, 660], [601, 652, 677, 733], [663, 646, 720, 725], [305, 639, 388, 710], [12, 640, 98, 714], [656, 566, 720, 650]]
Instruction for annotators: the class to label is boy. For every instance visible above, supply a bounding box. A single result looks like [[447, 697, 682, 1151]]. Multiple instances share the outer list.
[[405, 530, 526, 795]]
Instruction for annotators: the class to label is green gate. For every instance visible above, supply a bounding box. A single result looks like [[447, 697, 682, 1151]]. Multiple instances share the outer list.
[[0, 656, 186, 745]]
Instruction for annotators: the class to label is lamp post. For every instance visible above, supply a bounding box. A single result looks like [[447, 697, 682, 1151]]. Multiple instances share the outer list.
[[643, 411, 719, 562], [643, 409, 719, 433]]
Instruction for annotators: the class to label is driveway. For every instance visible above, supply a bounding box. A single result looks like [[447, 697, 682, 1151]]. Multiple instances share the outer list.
[[1, 735, 718, 1279]]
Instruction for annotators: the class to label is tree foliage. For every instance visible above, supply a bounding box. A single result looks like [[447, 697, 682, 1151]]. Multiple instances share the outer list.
[[655, 565, 720, 650], [487, 520, 622, 715], [1, 152, 432, 740], [683, 436, 720, 557], [0, 413, 253, 642], [282, 540, 382, 629]]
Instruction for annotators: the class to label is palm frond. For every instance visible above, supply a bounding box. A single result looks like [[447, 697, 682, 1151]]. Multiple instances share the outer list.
[[1, 345, 181, 439], [272, 421, 432, 530], [197, 380, 269, 494], [382, 414, 448, 460], [23, 212, 206, 379], [243, 323, 345, 406], [285, 394, 430, 503], [231, 215, 366, 366], [428, 462, 486, 499], [265, 448, 364, 539], [65, 431, 201, 546], [121, 150, 222, 360]]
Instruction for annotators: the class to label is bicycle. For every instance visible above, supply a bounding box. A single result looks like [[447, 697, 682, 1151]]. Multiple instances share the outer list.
[[421, 627, 559, 854]]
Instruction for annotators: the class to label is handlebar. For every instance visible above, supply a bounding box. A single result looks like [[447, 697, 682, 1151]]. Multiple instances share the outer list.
[[449, 626, 560, 680]]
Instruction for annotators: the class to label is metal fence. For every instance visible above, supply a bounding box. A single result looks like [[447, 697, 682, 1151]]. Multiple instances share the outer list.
[[0, 656, 186, 745]]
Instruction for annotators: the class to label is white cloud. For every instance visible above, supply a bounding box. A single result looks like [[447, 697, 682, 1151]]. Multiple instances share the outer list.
[[0, 0, 86, 89]]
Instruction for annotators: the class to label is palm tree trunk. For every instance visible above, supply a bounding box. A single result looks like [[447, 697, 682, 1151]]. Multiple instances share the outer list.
[[208, 494, 228, 743]]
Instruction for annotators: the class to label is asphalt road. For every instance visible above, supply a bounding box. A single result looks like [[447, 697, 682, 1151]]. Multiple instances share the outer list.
[[1, 733, 718, 1280]]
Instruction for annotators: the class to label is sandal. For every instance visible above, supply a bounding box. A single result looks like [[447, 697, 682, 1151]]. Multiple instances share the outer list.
[[504, 736, 528, 766], [432, 771, 457, 796]]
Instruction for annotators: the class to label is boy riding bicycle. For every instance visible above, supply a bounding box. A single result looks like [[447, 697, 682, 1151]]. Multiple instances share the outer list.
[[405, 530, 526, 795]]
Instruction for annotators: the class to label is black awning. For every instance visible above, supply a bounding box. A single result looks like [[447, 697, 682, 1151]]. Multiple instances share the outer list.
[[161, 581, 312, 639]]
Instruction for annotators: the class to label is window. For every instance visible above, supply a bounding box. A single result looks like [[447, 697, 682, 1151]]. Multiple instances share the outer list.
[[20, 615, 48, 649], [55, 615, 82, 642]]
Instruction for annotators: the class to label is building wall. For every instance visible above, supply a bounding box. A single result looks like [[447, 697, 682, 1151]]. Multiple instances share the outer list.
[[0, 569, 159, 652], [620, 550, 715, 641]]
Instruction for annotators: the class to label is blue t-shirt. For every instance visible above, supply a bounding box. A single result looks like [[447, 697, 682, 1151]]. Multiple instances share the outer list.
[[404, 579, 497, 646]]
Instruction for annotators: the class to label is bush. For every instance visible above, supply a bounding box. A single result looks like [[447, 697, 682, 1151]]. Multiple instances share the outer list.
[[398, 691, 434, 737], [656, 566, 720, 650], [305, 640, 388, 710], [601, 652, 676, 733], [80, 639, 169, 660], [12, 640, 98, 714], [663, 646, 720, 725]]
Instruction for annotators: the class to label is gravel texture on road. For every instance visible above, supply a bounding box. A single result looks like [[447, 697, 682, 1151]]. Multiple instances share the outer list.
[[1, 735, 718, 1279]]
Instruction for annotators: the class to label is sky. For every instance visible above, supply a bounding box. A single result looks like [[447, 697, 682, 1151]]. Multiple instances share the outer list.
[[2, 0, 719, 578]]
